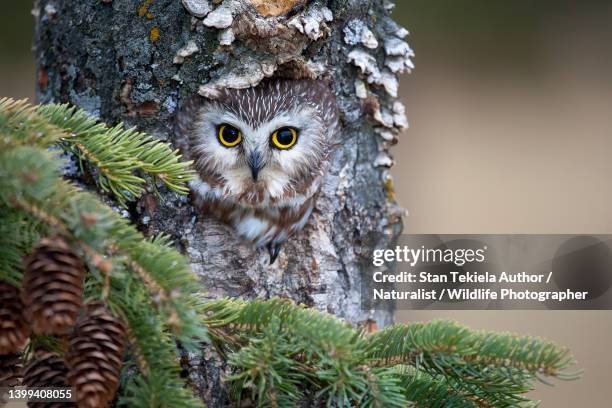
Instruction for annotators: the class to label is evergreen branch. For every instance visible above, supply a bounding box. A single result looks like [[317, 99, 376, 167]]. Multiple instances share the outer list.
[[127, 240, 209, 348], [125, 322, 150, 376], [37, 102, 194, 205], [227, 317, 306, 408], [120, 371, 205, 408], [112, 282, 205, 408], [365, 321, 576, 379], [0, 145, 206, 408], [0, 98, 194, 207], [465, 330, 576, 377], [396, 367, 538, 408], [200, 299, 577, 407], [350, 366, 409, 408], [201, 299, 403, 407], [394, 366, 481, 408], [0, 146, 205, 343], [0, 209, 41, 287], [0, 98, 65, 148], [365, 321, 576, 406]]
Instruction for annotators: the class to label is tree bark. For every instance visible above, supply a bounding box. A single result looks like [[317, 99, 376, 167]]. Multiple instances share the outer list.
[[34, 0, 412, 404]]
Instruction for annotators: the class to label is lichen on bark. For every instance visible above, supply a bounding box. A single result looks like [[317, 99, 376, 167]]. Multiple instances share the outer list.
[[34, 0, 412, 403]]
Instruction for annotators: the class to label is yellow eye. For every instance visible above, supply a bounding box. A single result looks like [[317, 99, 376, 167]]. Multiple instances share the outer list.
[[271, 127, 298, 150], [218, 124, 242, 147]]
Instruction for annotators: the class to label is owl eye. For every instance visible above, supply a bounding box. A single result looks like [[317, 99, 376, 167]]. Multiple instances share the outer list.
[[218, 124, 242, 147], [271, 127, 298, 150]]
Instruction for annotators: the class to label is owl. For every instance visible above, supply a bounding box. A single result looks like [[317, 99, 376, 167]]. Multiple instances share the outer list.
[[174, 79, 340, 263]]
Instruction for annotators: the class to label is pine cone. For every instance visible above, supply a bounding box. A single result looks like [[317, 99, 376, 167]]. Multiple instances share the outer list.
[[0, 353, 22, 388], [23, 352, 74, 408], [23, 236, 85, 335], [0, 281, 30, 353], [66, 303, 127, 408], [0, 353, 22, 405]]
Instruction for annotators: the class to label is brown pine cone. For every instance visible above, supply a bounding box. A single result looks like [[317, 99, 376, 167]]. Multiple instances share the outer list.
[[23, 236, 85, 335], [22, 352, 75, 407], [0, 281, 30, 354], [66, 302, 127, 408], [0, 353, 22, 405], [0, 353, 22, 388]]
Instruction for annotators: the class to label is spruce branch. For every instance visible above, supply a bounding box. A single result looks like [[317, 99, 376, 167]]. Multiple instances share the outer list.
[[365, 321, 578, 406], [113, 284, 204, 408], [0, 144, 206, 408], [365, 321, 577, 380], [395, 366, 481, 408], [38, 102, 194, 205], [0, 145, 205, 342], [0, 98, 194, 207], [0, 210, 40, 287], [0, 98, 65, 148], [227, 317, 306, 408], [200, 298, 578, 408]]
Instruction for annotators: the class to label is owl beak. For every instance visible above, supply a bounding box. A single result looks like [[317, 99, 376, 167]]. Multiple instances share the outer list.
[[248, 150, 264, 182]]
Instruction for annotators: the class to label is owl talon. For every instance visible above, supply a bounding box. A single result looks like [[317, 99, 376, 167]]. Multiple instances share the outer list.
[[268, 243, 281, 265]]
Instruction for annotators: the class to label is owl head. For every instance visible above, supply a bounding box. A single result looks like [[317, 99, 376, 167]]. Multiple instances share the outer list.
[[176, 79, 340, 207]]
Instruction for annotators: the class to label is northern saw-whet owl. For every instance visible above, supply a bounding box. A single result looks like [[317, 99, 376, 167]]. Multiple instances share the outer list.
[[175, 79, 340, 264]]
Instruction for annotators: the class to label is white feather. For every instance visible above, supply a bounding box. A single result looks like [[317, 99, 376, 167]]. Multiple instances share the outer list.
[[235, 216, 269, 241], [189, 176, 211, 196]]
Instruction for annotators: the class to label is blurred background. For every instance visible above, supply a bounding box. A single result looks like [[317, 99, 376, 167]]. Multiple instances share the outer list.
[[2, 1, 611, 406], [391, 1, 612, 407]]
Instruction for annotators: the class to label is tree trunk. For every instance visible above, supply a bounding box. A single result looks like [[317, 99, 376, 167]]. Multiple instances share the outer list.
[[34, 0, 412, 404]]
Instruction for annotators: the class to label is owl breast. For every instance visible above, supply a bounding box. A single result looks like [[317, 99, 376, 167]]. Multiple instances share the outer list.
[[201, 195, 314, 249]]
